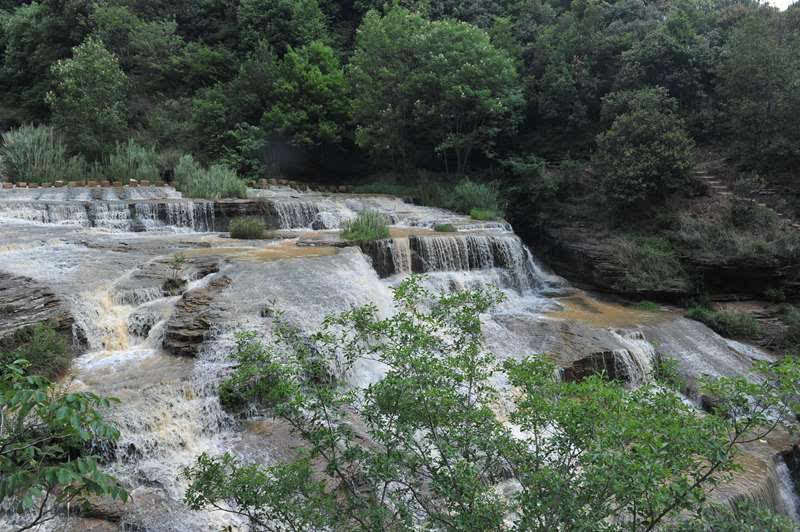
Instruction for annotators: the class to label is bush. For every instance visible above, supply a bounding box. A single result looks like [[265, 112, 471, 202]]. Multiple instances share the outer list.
[[106, 140, 159, 184], [230, 217, 265, 239], [174, 154, 247, 199], [434, 224, 456, 232], [0, 323, 70, 379], [448, 180, 503, 216], [610, 236, 689, 292], [685, 306, 761, 339], [0, 125, 70, 183], [470, 208, 500, 221], [341, 210, 390, 241], [634, 301, 661, 311]]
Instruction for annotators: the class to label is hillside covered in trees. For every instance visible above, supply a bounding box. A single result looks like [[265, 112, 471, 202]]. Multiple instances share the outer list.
[[0, 0, 797, 181]]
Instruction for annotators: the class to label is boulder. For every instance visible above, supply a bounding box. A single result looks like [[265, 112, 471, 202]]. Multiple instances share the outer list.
[[139, 179, 150, 186], [163, 276, 231, 356], [54, 180, 65, 187], [2, 182, 12, 189], [17, 182, 27, 188]]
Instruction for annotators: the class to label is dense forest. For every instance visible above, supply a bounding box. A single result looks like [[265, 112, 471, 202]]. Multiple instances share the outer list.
[[4, 1, 800, 530], [1, 0, 798, 186]]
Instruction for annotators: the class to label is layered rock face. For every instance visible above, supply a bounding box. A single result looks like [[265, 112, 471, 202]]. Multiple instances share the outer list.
[[0, 271, 77, 352], [163, 276, 231, 357], [532, 223, 800, 301]]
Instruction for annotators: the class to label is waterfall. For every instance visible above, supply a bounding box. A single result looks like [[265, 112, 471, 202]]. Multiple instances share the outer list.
[[272, 200, 320, 229], [0, 201, 90, 226], [777, 460, 800, 522]]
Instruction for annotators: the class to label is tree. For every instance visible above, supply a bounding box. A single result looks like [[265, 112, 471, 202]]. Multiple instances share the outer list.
[[718, 11, 800, 171], [183, 276, 800, 531], [593, 87, 695, 209], [0, 1, 92, 124], [237, 0, 329, 54], [262, 41, 349, 149], [349, 7, 523, 172], [46, 37, 128, 160], [0, 360, 127, 531]]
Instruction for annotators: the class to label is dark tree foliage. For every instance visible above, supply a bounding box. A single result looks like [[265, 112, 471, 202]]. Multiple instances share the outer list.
[[0, 0, 796, 191]]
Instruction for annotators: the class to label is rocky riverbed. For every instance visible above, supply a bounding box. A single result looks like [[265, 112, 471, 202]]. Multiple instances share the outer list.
[[0, 185, 797, 530]]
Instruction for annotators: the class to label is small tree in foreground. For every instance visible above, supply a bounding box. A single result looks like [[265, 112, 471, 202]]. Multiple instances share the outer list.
[[0, 360, 127, 531], [183, 276, 800, 531]]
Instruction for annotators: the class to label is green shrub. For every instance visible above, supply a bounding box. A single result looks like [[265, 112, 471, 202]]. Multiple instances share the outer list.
[[763, 287, 786, 303], [341, 211, 390, 241], [469, 208, 499, 221], [0, 125, 70, 183], [106, 140, 159, 184], [353, 177, 504, 218], [685, 306, 761, 339], [0, 323, 70, 379], [230, 217, 266, 239], [448, 180, 503, 216], [610, 236, 689, 292], [174, 154, 247, 199], [433, 223, 456, 232], [634, 301, 661, 311]]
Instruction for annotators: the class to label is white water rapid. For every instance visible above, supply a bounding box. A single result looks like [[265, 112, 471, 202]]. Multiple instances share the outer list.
[[0, 185, 796, 530]]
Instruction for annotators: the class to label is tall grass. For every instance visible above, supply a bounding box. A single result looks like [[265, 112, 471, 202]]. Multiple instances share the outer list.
[[107, 140, 159, 183], [341, 211, 390, 241], [174, 154, 247, 199], [230, 217, 265, 239], [0, 125, 69, 183]]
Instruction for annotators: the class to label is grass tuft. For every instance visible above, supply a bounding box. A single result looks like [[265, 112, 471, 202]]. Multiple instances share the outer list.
[[434, 223, 457, 232], [341, 211, 390, 241], [230, 217, 265, 239], [174, 154, 247, 199], [469, 208, 499, 221], [634, 301, 661, 312]]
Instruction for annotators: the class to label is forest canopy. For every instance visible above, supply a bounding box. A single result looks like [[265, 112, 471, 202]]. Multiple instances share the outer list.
[[0, 0, 798, 208]]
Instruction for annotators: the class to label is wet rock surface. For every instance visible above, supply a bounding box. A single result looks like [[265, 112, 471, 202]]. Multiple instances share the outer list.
[[163, 275, 232, 356], [0, 271, 77, 351], [0, 186, 797, 528]]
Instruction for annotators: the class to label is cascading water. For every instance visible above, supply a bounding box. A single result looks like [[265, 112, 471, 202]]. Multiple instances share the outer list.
[[777, 460, 800, 523], [0, 184, 797, 529], [272, 199, 321, 229], [0, 187, 215, 232]]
